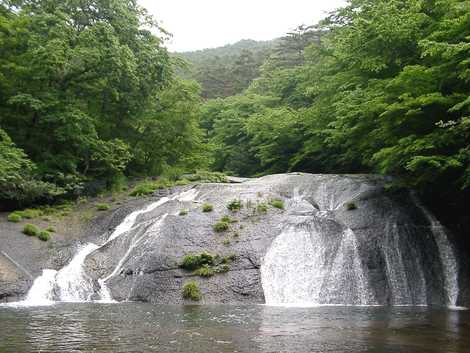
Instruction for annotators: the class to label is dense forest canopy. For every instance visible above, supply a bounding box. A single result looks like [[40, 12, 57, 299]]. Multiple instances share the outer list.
[[0, 0, 468, 233], [0, 0, 206, 207]]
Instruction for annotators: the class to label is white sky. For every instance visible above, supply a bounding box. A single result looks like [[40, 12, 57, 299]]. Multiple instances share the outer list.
[[139, 0, 346, 52]]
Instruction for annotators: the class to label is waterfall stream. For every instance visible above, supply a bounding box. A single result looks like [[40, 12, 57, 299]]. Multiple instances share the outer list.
[[22, 189, 198, 305], [261, 190, 459, 307]]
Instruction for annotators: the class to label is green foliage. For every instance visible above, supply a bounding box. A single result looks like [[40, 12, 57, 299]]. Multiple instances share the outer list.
[[269, 199, 284, 210], [18, 209, 43, 219], [0, 2, 207, 209], [346, 202, 357, 211], [202, 203, 213, 212], [179, 209, 188, 216], [179, 39, 275, 98], [46, 226, 56, 233], [193, 265, 215, 278], [179, 252, 215, 271], [182, 281, 201, 301], [257, 203, 268, 214], [185, 171, 228, 183], [23, 224, 39, 237], [129, 181, 157, 197], [7, 212, 22, 222], [222, 238, 231, 246], [227, 200, 242, 212], [38, 230, 51, 241], [213, 221, 229, 233], [96, 203, 110, 211]]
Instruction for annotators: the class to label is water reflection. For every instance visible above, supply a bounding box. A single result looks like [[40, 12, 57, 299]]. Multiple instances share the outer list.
[[0, 304, 469, 353]]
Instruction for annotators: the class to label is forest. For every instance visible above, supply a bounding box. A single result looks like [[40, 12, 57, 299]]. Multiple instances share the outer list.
[[0, 0, 469, 233]]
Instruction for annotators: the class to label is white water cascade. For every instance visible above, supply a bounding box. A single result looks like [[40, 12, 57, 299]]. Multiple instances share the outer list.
[[261, 189, 460, 307], [21, 188, 198, 305]]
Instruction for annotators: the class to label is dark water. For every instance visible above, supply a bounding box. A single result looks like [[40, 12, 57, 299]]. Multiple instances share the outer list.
[[0, 304, 469, 353]]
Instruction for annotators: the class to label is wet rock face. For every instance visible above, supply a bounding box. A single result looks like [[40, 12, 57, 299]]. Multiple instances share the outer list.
[[83, 174, 464, 306]]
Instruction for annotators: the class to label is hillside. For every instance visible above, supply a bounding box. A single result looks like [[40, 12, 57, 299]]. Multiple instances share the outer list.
[[175, 39, 279, 98]]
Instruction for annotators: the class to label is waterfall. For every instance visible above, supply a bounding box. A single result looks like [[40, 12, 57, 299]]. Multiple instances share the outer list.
[[261, 190, 459, 307], [261, 225, 374, 306], [412, 195, 459, 306], [22, 188, 198, 305]]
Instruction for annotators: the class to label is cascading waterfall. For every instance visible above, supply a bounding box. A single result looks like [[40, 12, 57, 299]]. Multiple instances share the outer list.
[[261, 189, 459, 307], [412, 194, 459, 306], [22, 188, 198, 305]]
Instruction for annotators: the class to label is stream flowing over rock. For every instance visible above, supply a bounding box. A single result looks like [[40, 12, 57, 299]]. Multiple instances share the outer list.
[[17, 174, 467, 306]]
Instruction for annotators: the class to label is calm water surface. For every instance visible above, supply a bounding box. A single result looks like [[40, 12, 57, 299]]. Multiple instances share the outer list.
[[0, 304, 469, 353]]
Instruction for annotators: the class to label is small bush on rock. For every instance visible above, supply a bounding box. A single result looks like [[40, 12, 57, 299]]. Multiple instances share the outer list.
[[96, 203, 110, 211], [38, 230, 51, 241], [194, 265, 215, 277], [346, 202, 357, 210], [179, 209, 189, 216], [213, 221, 229, 232], [269, 199, 284, 210], [7, 212, 22, 222], [257, 203, 268, 214], [182, 281, 201, 301], [23, 224, 39, 236], [227, 199, 242, 212], [180, 252, 215, 271], [202, 203, 213, 212]]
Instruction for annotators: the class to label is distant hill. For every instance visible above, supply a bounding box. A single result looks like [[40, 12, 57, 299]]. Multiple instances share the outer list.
[[174, 39, 279, 99], [178, 39, 278, 66]]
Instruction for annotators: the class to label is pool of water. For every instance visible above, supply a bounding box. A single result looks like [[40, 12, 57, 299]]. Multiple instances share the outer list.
[[0, 304, 469, 353]]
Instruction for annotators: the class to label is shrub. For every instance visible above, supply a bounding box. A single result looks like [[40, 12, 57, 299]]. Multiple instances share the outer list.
[[174, 179, 190, 186], [227, 199, 242, 212], [215, 264, 230, 273], [179, 252, 215, 271], [23, 224, 39, 236], [213, 221, 229, 232], [96, 203, 110, 211], [130, 181, 156, 196], [7, 212, 22, 222], [19, 208, 43, 219], [38, 230, 50, 241], [221, 215, 236, 223], [182, 281, 201, 301], [269, 199, 284, 210], [179, 209, 188, 216], [346, 202, 357, 211], [202, 203, 213, 212], [186, 171, 228, 183], [257, 203, 268, 214], [194, 265, 215, 277]]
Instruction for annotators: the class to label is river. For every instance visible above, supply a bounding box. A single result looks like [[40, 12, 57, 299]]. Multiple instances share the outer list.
[[0, 304, 468, 352]]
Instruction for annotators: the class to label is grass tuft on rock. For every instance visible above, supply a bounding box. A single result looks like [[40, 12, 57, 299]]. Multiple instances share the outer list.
[[227, 199, 242, 212], [179, 252, 215, 271], [213, 221, 229, 232], [23, 224, 40, 236], [38, 230, 51, 241], [7, 212, 22, 222], [179, 209, 189, 216], [193, 265, 215, 277], [257, 203, 268, 214], [202, 203, 213, 212], [346, 202, 357, 210], [96, 203, 110, 211], [269, 199, 284, 210], [182, 281, 202, 301]]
